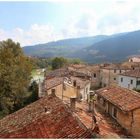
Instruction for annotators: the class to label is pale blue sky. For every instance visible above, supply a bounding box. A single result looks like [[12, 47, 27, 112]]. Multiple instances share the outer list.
[[0, 0, 140, 46]]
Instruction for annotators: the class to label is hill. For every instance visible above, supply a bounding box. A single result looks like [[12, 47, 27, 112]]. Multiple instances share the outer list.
[[73, 30, 140, 63], [23, 30, 140, 63], [23, 35, 109, 58]]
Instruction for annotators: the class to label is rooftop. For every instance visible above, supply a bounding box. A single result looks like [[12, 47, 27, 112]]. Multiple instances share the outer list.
[[96, 85, 140, 112], [74, 101, 130, 138], [46, 68, 69, 79], [120, 69, 140, 78], [45, 77, 63, 90], [68, 76, 90, 89], [0, 94, 93, 138], [102, 64, 131, 70]]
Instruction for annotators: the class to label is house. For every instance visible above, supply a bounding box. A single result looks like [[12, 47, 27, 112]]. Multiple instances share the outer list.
[[128, 56, 140, 63], [68, 64, 101, 89], [96, 85, 140, 138], [42, 75, 91, 101], [68, 64, 91, 79], [121, 61, 140, 70], [44, 77, 63, 96], [0, 90, 93, 138], [100, 64, 131, 87], [86, 65, 101, 89], [118, 69, 140, 90], [64, 76, 91, 101], [45, 68, 69, 79]]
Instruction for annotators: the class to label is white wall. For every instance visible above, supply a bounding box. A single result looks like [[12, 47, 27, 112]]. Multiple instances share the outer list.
[[129, 57, 140, 63], [80, 83, 91, 100], [118, 75, 140, 90]]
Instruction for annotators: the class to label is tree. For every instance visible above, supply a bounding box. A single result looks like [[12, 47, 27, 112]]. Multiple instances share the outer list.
[[51, 57, 68, 70], [0, 39, 32, 116], [28, 81, 38, 102]]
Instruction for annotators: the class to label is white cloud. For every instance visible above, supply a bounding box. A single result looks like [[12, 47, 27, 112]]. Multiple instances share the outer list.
[[1, 0, 140, 46], [0, 24, 63, 46], [61, 0, 140, 37]]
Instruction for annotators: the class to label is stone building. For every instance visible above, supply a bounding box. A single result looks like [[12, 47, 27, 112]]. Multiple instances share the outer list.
[[42, 76, 91, 101], [100, 64, 131, 87], [96, 85, 140, 138], [118, 69, 140, 90]]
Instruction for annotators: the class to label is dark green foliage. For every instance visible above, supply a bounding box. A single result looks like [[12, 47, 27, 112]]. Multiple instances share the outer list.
[[51, 57, 68, 70], [0, 39, 32, 117], [24, 81, 38, 105]]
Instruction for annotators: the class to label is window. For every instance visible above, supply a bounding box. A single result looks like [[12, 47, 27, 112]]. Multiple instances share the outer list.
[[137, 80, 140, 85], [130, 79, 133, 84], [121, 77, 123, 82], [114, 69, 116, 73], [120, 70, 121, 73], [93, 73, 96, 78], [112, 107, 117, 118]]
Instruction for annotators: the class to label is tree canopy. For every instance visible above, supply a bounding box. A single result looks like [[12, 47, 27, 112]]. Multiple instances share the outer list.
[[0, 39, 32, 117]]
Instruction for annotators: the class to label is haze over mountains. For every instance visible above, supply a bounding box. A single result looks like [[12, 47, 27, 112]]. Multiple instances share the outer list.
[[23, 30, 140, 63]]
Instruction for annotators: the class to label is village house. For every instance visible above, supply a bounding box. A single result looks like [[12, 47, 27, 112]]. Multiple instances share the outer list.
[[96, 85, 140, 138], [45, 67, 69, 79], [100, 64, 131, 87], [118, 69, 140, 90], [68, 64, 91, 79], [68, 64, 102, 89], [86, 65, 101, 89], [128, 56, 140, 63], [0, 90, 94, 138], [121, 61, 140, 70], [42, 76, 91, 101], [63, 76, 91, 101]]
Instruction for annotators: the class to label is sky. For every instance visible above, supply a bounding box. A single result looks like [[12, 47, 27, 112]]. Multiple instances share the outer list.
[[0, 0, 140, 46]]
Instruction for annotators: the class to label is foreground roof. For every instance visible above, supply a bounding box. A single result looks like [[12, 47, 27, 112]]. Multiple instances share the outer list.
[[120, 69, 140, 78], [96, 85, 140, 112], [0, 95, 93, 138]]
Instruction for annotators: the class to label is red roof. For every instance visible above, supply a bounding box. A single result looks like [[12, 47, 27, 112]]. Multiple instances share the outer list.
[[0, 94, 93, 138], [45, 77, 63, 90], [96, 85, 140, 112]]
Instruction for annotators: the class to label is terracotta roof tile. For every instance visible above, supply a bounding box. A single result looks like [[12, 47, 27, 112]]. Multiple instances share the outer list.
[[46, 68, 69, 78], [45, 77, 63, 90], [96, 85, 140, 112], [120, 69, 140, 78], [103, 64, 131, 70], [0, 94, 93, 138]]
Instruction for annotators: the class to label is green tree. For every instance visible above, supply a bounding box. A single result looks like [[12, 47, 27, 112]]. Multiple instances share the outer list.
[[0, 39, 32, 116], [51, 57, 68, 70], [28, 81, 38, 102]]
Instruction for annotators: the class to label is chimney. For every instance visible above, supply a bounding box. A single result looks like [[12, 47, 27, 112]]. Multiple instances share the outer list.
[[73, 80, 77, 87], [51, 89, 56, 97], [70, 97, 76, 111]]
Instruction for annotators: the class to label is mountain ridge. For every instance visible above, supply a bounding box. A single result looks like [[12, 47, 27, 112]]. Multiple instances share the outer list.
[[23, 30, 140, 63]]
